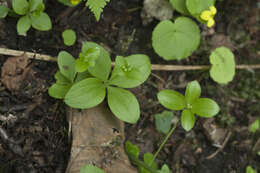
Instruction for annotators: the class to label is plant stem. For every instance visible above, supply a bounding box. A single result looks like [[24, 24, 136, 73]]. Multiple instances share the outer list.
[[151, 120, 179, 164]]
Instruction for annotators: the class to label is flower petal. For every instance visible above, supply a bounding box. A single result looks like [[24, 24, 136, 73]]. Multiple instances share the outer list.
[[200, 10, 211, 21]]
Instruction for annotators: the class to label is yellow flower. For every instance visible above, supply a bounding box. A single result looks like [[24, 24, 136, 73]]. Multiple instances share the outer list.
[[71, 0, 80, 5], [200, 6, 217, 28]]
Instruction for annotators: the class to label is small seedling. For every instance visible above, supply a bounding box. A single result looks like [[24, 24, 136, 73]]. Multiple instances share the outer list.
[[80, 164, 104, 173], [62, 29, 76, 46], [158, 80, 220, 131], [49, 41, 151, 124], [0, 0, 52, 36], [154, 111, 174, 134]]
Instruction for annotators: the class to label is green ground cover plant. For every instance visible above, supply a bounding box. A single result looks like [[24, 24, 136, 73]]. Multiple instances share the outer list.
[[62, 29, 77, 46], [48, 41, 151, 123], [0, 0, 52, 35]]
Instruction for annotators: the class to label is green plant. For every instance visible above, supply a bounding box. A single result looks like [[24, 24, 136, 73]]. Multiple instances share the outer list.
[[249, 118, 260, 133], [154, 111, 174, 134], [158, 80, 220, 131], [48, 41, 151, 123], [58, 0, 110, 21], [80, 164, 104, 173], [125, 141, 171, 173], [0, 0, 52, 36], [246, 166, 257, 173], [62, 29, 77, 46]]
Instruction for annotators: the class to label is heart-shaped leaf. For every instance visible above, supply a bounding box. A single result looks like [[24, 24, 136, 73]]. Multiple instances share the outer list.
[[158, 90, 185, 110], [107, 87, 140, 123], [181, 110, 195, 131], [170, 0, 189, 15], [154, 111, 174, 134], [152, 17, 200, 60], [109, 55, 151, 88], [209, 47, 235, 84], [191, 98, 219, 117], [65, 78, 106, 109]]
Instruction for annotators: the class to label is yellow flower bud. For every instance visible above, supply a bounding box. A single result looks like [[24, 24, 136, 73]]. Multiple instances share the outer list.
[[200, 10, 211, 21], [210, 6, 217, 15], [207, 18, 215, 27], [71, 0, 80, 5]]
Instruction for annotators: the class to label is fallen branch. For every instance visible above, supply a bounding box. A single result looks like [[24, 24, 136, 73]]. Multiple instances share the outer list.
[[1, 47, 260, 71]]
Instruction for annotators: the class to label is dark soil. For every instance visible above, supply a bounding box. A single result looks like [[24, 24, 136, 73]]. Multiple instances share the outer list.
[[0, 0, 260, 172]]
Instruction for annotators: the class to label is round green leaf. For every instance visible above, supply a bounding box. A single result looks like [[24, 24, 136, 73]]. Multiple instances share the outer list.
[[48, 83, 71, 99], [0, 5, 9, 18], [81, 42, 111, 81], [191, 98, 219, 117], [12, 0, 29, 15], [57, 51, 76, 82], [209, 47, 235, 84], [186, 0, 214, 18], [65, 78, 106, 109], [107, 87, 140, 123], [152, 17, 200, 60], [170, 0, 189, 15], [31, 12, 52, 31], [181, 110, 195, 131], [80, 165, 104, 173], [157, 89, 185, 110], [62, 29, 76, 46], [29, 0, 43, 12], [154, 111, 174, 134], [109, 55, 151, 88], [185, 80, 201, 105], [17, 15, 31, 36]]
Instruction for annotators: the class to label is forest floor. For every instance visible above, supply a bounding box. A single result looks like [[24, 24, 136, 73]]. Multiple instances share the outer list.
[[0, 0, 260, 172]]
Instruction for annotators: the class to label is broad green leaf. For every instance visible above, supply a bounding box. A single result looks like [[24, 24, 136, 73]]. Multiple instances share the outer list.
[[57, 51, 76, 82], [75, 58, 89, 72], [48, 83, 71, 99], [159, 164, 171, 173], [185, 80, 201, 105], [157, 90, 185, 110], [54, 71, 71, 85], [152, 17, 200, 60], [62, 29, 76, 46], [65, 78, 106, 109], [17, 15, 31, 36], [80, 165, 104, 173], [209, 47, 235, 84], [191, 98, 219, 117], [12, 0, 29, 15], [181, 110, 195, 131], [109, 55, 151, 88], [170, 0, 189, 15], [81, 42, 111, 81], [0, 5, 9, 18], [246, 166, 257, 173], [186, 0, 214, 19], [249, 119, 260, 133], [154, 111, 174, 134], [125, 141, 139, 159], [139, 153, 158, 173], [107, 87, 140, 123], [29, 0, 43, 12], [74, 71, 92, 83], [31, 12, 52, 31]]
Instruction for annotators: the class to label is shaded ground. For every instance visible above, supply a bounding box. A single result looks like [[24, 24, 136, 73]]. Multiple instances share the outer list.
[[0, 0, 259, 172]]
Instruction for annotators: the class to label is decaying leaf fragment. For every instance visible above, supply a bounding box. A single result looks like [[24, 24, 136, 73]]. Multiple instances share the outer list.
[[66, 103, 137, 173]]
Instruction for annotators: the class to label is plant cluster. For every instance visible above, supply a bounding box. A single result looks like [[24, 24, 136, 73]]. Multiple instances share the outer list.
[[48, 42, 151, 123], [0, 0, 52, 36]]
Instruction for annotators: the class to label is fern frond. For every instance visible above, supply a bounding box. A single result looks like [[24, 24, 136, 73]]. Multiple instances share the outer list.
[[86, 0, 110, 21]]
